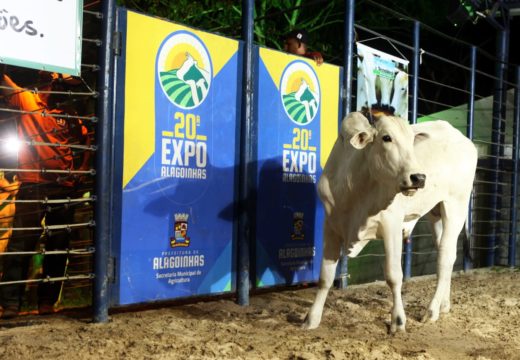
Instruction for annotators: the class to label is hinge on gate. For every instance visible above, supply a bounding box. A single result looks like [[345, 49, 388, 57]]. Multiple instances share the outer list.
[[340, 86, 347, 100], [112, 31, 122, 56], [107, 256, 116, 283]]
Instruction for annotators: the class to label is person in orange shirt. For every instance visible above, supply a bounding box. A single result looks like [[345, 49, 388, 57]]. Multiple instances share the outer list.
[[283, 29, 324, 66], [0, 67, 89, 318], [0, 174, 20, 255]]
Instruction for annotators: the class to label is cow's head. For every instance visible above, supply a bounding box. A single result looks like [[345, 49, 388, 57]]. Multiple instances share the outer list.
[[340, 112, 426, 196]]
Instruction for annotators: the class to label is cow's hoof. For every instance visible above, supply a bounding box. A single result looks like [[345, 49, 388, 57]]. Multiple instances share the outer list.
[[301, 314, 320, 330], [390, 316, 406, 334], [421, 309, 439, 323], [390, 324, 406, 334], [440, 302, 451, 314]]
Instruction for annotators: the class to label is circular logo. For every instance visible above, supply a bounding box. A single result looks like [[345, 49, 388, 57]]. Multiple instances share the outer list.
[[280, 61, 320, 125], [157, 31, 213, 109]]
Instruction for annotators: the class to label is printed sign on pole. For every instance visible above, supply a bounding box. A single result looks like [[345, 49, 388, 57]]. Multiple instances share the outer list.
[[356, 43, 409, 120], [0, 0, 83, 75], [113, 10, 241, 305]]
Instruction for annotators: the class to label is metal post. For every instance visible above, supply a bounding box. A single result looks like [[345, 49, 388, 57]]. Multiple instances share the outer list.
[[342, 0, 355, 118], [336, 0, 355, 290], [509, 66, 520, 267], [93, 0, 116, 323], [488, 29, 508, 266], [237, 0, 255, 306], [404, 21, 420, 280], [464, 46, 476, 272], [410, 21, 420, 125]]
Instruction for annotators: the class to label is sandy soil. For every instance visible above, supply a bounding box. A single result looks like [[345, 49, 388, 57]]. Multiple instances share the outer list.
[[0, 268, 519, 360]]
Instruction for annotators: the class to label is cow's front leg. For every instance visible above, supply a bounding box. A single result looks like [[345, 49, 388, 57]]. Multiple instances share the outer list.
[[382, 218, 406, 333], [423, 211, 451, 321], [302, 224, 341, 330]]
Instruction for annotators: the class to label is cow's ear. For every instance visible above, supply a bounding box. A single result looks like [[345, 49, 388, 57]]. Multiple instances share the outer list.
[[350, 130, 374, 149], [342, 112, 372, 136], [414, 132, 429, 145]]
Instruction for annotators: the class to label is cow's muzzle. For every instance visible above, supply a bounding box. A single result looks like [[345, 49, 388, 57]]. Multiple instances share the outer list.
[[410, 173, 426, 188], [400, 173, 426, 196]]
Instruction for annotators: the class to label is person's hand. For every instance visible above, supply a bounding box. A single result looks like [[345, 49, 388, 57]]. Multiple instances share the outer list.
[[312, 53, 324, 66]]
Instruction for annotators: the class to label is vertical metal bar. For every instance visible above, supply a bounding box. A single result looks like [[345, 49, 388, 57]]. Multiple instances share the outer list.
[[464, 46, 476, 272], [404, 21, 420, 281], [237, 0, 254, 306], [509, 66, 520, 267], [342, 0, 355, 118], [410, 21, 420, 125], [336, 0, 355, 290], [93, 0, 116, 323], [488, 29, 508, 266]]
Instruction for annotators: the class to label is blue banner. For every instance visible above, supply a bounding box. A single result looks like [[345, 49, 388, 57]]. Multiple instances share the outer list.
[[255, 47, 341, 287], [114, 10, 240, 305]]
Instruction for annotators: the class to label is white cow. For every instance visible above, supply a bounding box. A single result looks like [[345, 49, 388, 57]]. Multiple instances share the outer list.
[[177, 52, 210, 106], [356, 60, 369, 111], [303, 112, 477, 333], [357, 48, 402, 114], [295, 79, 318, 123], [357, 48, 378, 109], [378, 75, 394, 109], [390, 70, 409, 118]]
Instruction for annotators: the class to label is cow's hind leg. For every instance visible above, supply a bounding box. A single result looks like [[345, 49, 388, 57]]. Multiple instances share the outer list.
[[425, 207, 451, 315], [423, 201, 466, 322], [302, 224, 341, 330]]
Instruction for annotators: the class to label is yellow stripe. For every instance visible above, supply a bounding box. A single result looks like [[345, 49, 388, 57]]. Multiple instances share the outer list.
[[123, 11, 158, 188], [314, 64, 341, 168], [123, 11, 238, 188], [259, 47, 340, 169], [259, 47, 312, 91]]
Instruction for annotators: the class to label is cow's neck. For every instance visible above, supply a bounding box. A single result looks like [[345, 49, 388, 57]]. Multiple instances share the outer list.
[[335, 150, 397, 215]]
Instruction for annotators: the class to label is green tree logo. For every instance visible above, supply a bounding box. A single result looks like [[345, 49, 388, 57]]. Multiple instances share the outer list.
[[157, 31, 212, 109], [280, 61, 320, 125]]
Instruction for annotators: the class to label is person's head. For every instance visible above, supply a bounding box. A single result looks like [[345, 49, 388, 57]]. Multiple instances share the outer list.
[[284, 29, 309, 56]]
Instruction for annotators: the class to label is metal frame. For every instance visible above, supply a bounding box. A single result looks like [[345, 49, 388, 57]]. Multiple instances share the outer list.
[[88, 0, 519, 318]]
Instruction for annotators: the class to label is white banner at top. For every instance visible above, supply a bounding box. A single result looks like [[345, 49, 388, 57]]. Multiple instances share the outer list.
[[356, 43, 409, 120], [0, 0, 83, 75]]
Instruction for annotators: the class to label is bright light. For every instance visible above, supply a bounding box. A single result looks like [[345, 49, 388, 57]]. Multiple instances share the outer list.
[[3, 137, 21, 154]]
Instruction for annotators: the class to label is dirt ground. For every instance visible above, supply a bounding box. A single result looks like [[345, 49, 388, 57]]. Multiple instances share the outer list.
[[0, 268, 519, 360]]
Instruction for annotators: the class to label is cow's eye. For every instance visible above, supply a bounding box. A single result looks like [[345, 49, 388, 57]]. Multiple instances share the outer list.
[[382, 135, 392, 142]]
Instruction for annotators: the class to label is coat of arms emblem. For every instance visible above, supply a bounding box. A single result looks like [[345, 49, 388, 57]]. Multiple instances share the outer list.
[[171, 213, 190, 247], [291, 212, 305, 241]]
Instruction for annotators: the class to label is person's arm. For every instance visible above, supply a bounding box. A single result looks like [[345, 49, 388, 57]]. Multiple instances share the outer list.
[[0, 72, 19, 97], [1, 73, 39, 110], [0, 66, 11, 100], [1, 73, 21, 103]]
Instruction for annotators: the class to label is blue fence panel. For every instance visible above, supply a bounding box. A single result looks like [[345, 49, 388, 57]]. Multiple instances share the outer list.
[[112, 9, 241, 305], [254, 47, 341, 287]]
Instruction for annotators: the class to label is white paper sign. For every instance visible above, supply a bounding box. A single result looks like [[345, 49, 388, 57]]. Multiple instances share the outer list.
[[356, 43, 409, 120], [0, 0, 83, 75]]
